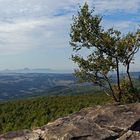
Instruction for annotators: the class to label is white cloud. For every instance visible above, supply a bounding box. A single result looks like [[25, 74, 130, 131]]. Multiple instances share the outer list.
[[90, 0, 140, 13], [0, 0, 139, 55], [102, 20, 139, 32], [0, 19, 46, 32], [0, 0, 79, 54], [0, 15, 71, 54]]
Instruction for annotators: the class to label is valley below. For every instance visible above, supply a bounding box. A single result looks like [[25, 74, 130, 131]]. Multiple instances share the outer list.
[[0, 73, 100, 101]]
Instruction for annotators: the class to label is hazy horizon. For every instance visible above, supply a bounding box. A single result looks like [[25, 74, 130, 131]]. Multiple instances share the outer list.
[[0, 0, 139, 71]]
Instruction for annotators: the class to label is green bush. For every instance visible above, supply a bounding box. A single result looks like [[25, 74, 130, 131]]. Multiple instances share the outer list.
[[113, 78, 140, 103]]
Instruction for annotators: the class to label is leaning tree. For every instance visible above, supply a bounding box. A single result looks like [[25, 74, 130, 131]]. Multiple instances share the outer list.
[[70, 3, 140, 103]]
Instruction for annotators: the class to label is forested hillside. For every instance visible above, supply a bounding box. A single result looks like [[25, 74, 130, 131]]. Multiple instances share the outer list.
[[0, 93, 112, 134], [0, 73, 102, 101]]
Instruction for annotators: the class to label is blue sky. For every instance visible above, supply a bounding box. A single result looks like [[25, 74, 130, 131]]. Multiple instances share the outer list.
[[0, 0, 140, 71]]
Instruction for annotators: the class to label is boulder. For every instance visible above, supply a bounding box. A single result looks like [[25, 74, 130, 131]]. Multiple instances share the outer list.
[[118, 130, 140, 140], [0, 130, 40, 140]]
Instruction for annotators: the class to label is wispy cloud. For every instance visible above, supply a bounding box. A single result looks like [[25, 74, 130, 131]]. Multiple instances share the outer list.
[[0, 0, 139, 55], [102, 20, 139, 33], [91, 0, 140, 13], [0, 16, 71, 54], [0, 0, 78, 54]]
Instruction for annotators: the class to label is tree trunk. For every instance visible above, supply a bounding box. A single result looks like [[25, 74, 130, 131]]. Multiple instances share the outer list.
[[126, 63, 134, 89], [104, 75, 118, 102], [116, 58, 122, 102], [126, 62, 140, 101]]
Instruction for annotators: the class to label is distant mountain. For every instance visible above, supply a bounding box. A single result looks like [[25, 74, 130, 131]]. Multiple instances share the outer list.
[[0, 68, 73, 74]]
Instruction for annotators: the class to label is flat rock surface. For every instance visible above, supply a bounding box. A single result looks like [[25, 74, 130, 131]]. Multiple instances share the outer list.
[[0, 103, 140, 140], [0, 130, 39, 140]]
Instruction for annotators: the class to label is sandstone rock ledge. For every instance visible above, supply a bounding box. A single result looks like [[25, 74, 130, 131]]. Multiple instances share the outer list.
[[0, 103, 140, 140]]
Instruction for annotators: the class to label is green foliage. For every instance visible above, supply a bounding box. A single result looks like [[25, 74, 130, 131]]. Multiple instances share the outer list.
[[0, 93, 111, 134], [70, 2, 140, 103], [116, 79, 140, 103]]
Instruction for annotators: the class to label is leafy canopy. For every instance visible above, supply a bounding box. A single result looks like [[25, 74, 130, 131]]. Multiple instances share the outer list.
[[70, 3, 140, 103]]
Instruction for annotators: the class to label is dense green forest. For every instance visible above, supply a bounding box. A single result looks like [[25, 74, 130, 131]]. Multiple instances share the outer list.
[[0, 93, 112, 134]]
